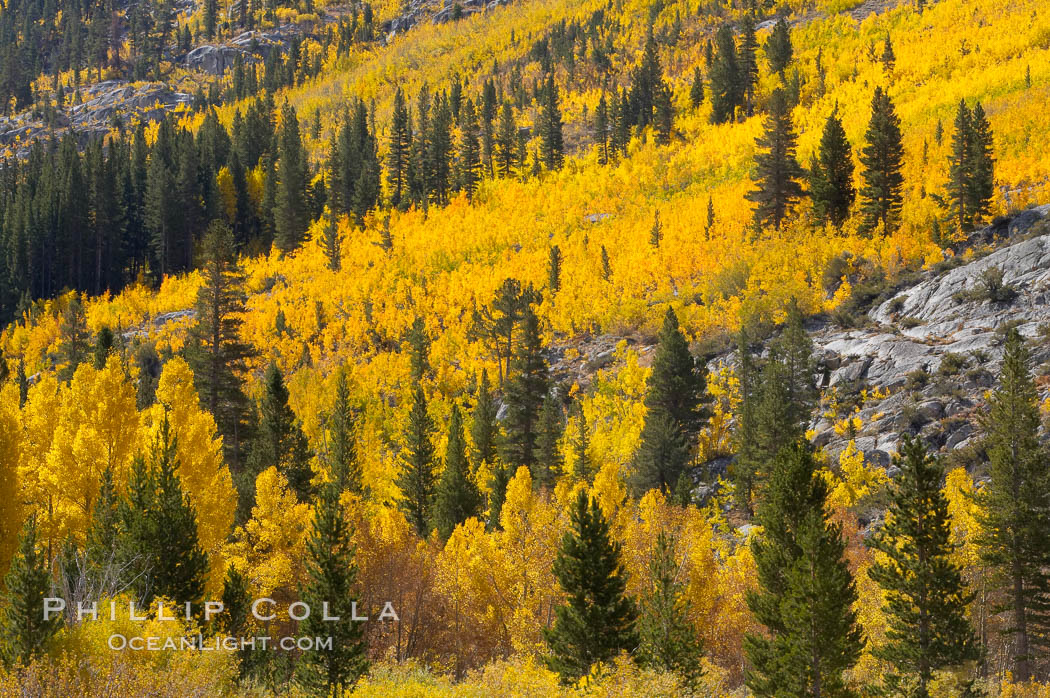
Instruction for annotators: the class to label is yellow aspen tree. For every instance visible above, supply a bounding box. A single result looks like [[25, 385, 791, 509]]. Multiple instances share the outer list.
[[0, 383, 24, 577]]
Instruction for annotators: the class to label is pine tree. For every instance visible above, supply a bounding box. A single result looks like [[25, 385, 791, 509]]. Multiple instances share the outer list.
[[406, 316, 430, 383], [548, 245, 562, 294], [471, 369, 499, 469], [709, 25, 740, 124], [58, 295, 89, 380], [539, 74, 565, 171], [746, 89, 805, 231], [731, 329, 761, 513], [571, 401, 591, 481], [967, 102, 995, 226], [638, 532, 705, 692], [494, 102, 517, 177], [119, 416, 209, 610], [738, 15, 759, 116], [594, 93, 610, 164], [867, 435, 978, 696], [322, 216, 340, 271], [634, 308, 706, 495], [86, 465, 120, 564], [649, 211, 662, 247], [690, 66, 705, 108], [274, 102, 310, 252], [247, 363, 314, 509], [535, 391, 564, 487], [947, 100, 973, 232], [745, 443, 864, 696], [186, 221, 254, 471], [457, 98, 482, 199], [973, 330, 1050, 681], [858, 87, 905, 235], [398, 385, 437, 538], [503, 304, 549, 470], [654, 83, 674, 145], [774, 298, 817, 428], [486, 461, 510, 531], [434, 405, 482, 540], [881, 36, 896, 70], [810, 111, 855, 227], [544, 490, 639, 682], [766, 18, 793, 76], [296, 482, 369, 692], [329, 367, 361, 494], [387, 87, 412, 209], [1, 516, 62, 665]]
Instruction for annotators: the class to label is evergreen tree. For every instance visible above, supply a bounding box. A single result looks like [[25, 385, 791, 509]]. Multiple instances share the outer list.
[[730, 329, 761, 513], [86, 465, 120, 564], [273, 102, 310, 252], [738, 15, 759, 116], [398, 385, 437, 537], [548, 245, 562, 294], [881, 36, 896, 70], [571, 401, 591, 481], [329, 367, 361, 494], [471, 369, 499, 469], [745, 443, 864, 696], [119, 416, 209, 610], [948, 101, 996, 231], [186, 221, 254, 471], [654, 83, 674, 145], [766, 19, 793, 76], [406, 316, 430, 383], [247, 363, 313, 509], [387, 87, 412, 209], [502, 304, 549, 470], [457, 98, 482, 199], [322, 216, 340, 271], [973, 330, 1050, 681], [296, 482, 369, 692], [638, 532, 705, 692], [58, 295, 89, 379], [539, 74, 565, 171], [1, 516, 62, 665], [967, 103, 995, 224], [858, 87, 905, 235], [494, 102, 518, 177], [709, 25, 740, 124], [544, 490, 639, 682], [535, 391, 564, 487], [92, 326, 115, 369], [634, 307, 706, 495], [434, 405, 482, 540], [486, 461, 510, 531], [810, 111, 856, 227], [649, 211, 662, 247], [746, 88, 805, 231], [690, 66, 705, 108], [594, 93, 610, 164], [867, 435, 979, 696]]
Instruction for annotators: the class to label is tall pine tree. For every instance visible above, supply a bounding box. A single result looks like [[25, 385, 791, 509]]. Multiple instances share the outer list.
[[398, 385, 437, 537], [858, 87, 905, 235], [1, 516, 62, 665], [434, 405, 482, 540], [746, 88, 805, 231]]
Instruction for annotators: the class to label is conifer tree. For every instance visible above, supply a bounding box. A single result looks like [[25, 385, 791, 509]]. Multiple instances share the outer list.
[[867, 435, 978, 695], [486, 461, 510, 531], [858, 87, 905, 235], [654, 83, 674, 145], [745, 443, 863, 696], [973, 330, 1050, 681], [329, 367, 361, 494], [881, 36, 896, 70], [321, 215, 340, 272], [731, 329, 761, 513], [810, 111, 856, 227], [119, 417, 209, 610], [968, 103, 995, 223], [247, 363, 313, 508], [58, 295, 89, 380], [649, 211, 662, 247], [471, 369, 499, 469], [457, 98, 482, 199], [274, 102, 310, 252], [571, 401, 591, 481], [638, 532, 705, 692], [296, 482, 369, 692], [86, 465, 120, 565], [738, 15, 759, 116], [494, 102, 517, 177], [746, 89, 805, 231], [709, 25, 740, 124], [186, 221, 254, 470], [535, 391, 564, 487], [948, 101, 996, 231], [502, 304, 549, 470], [548, 245, 562, 294], [545, 490, 639, 682], [434, 405, 482, 540], [387, 86, 412, 209], [594, 93, 610, 164], [1, 516, 62, 666], [406, 316, 430, 384], [539, 74, 565, 171], [634, 308, 706, 495], [93, 326, 114, 370], [766, 19, 793, 76], [398, 385, 437, 538], [690, 66, 705, 108]]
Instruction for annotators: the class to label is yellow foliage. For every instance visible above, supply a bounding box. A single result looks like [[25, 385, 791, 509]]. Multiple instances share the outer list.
[[0, 383, 23, 577]]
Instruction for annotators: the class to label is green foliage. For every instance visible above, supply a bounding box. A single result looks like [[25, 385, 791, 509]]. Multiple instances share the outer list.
[[745, 443, 863, 697], [545, 490, 639, 682], [867, 435, 978, 696], [248, 363, 314, 508], [1, 516, 61, 667], [503, 303, 549, 471], [329, 367, 361, 494], [746, 89, 805, 231], [296, 483, 369, 693], [434, 405, 483, 540], [859, 87, 906, 235], [810, 112, 856, 227], [398, 385, 437, 538]]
